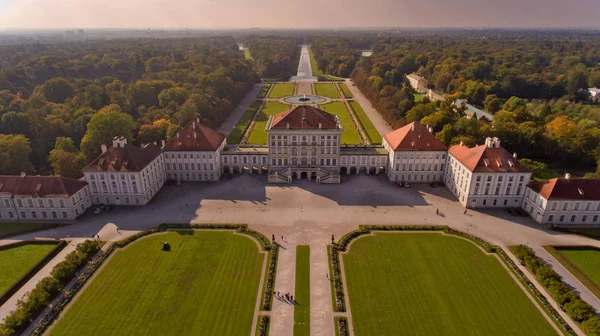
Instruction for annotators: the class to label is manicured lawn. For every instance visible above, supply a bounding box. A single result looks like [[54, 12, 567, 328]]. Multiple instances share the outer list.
[[226, 100, 262, 144], [339, 83, 353, 98], [348, 102, 382, 144], [269, 83, 295, 98], [414, 93, 424, 102], [0, 223, 65, 239], [257, 84, 271, 99], [320, 102, 362, 145], [308, 46, 344, 81], [558, 248, 600, 289], [246, 101, 291, 145], [315, 83, 340, 99], [294, 245, 310, 336], [49, 231, 264, 336], [0, 243, 57, 294], [342, 232, 556, 336]]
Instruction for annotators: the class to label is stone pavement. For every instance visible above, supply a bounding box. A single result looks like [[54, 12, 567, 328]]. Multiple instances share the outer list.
[[3, 175, 600, 334]]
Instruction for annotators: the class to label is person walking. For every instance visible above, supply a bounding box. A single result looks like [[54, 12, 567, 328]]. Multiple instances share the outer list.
[[463, 209, 467, 215], [436, 208, 439, 215]]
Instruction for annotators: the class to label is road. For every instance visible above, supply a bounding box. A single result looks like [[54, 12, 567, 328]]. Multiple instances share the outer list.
[[290, 45, 317, 82]]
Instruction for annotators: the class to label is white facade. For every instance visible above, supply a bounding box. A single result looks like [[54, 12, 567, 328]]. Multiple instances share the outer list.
[[445, 138, 531, 208], [522, 176, 600, 227], [384, 138, 446, 183], [165, 140, 225, 182]]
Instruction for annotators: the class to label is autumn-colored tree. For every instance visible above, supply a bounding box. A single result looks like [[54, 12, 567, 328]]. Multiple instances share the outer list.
[[0, 134, 34, 174], [49, 137, 86, 178]]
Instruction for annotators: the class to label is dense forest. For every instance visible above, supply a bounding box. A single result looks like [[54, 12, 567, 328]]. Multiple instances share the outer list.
[[0, 36, 259, 177], [241, 36, 300, 79], [311, 34, 600, 177]]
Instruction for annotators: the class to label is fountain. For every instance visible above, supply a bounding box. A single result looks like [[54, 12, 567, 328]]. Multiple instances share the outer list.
[[299, 94, 310, 102]]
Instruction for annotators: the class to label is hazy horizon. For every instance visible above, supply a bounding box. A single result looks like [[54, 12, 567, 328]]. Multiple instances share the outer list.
[[0, 0, 598, 30]]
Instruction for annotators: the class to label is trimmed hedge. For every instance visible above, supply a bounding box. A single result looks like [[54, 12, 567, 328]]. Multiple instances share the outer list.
[[0, 241, 66, 306], [0, 239, 102, 336], [27, 223, 278, 335], [329, 225, 574, 335], [511, 244, 598, 335]]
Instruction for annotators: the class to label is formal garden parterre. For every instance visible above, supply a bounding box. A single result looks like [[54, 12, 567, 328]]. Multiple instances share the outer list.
[[330, 226, 568, 336]]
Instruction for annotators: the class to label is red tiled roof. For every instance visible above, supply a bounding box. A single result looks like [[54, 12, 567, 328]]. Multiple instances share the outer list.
[[0, 175, 87, 198], [163, 119, 225, 151], [270, 106, 338, 130], [528, 178, 600, 200], [83, 143, 162, 172], [449, 143, 529, 173], [383, 121, 447, 151]]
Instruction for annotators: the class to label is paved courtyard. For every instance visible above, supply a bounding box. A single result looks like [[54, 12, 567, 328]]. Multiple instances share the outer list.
[[3, 174, 600, 335]]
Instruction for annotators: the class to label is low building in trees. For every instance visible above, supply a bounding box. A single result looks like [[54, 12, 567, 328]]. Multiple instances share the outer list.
[[406, 74, 429, 94]]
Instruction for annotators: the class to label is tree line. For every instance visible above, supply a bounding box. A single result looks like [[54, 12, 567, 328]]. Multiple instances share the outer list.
[[240, 36, 300, 79], [0, 37, 259, 177]]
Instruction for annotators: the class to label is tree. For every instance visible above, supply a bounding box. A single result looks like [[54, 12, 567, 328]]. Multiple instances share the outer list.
[[137, 119, 173, 144], [49, 137, 86, 178], [39, 78, 75, 103], [483, 95, 502, 114], [1, 111, 31, 136], [0, 134, 34, 174], [582, 316, 600, 336], [503, 96, 526, 112], [80, 105, 136, 161], [519, 158, 557, 181]]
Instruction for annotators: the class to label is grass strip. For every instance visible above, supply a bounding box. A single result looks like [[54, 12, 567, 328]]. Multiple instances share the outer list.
[[348, 101, 382, 144], [226, 100, 262, 144], [294, 245, 310, 336], [339, 83, 353, 98], [545, 245, 600, 299]]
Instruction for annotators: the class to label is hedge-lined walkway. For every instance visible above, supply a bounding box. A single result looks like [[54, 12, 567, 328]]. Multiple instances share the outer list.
[[0, 238, 86, 323]]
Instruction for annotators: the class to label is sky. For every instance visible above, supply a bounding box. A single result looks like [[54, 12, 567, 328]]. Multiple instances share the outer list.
[[0, 0, 598, 29]]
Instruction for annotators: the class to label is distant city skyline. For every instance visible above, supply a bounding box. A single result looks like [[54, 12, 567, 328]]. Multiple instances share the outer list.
[[0, 0, 598, 29]]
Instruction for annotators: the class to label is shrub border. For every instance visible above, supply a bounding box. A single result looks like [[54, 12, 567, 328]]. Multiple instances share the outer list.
[[0, 240, 67, 306], [29, 223, 278, 335], [544, 245, 600, 300], [329, 225, 573, 335]]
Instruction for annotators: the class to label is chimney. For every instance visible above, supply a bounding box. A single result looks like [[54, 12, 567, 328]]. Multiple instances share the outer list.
[[565, 173, 571, 179], [112, 136, 127, 148], [196, 118, 200, 123], [192, 122, 195, 129], [484, 137, 493, 148], [513, 153, 517, 159], [20, 172, 26, 178], [492, 137, 500, 148], [161, 140, 165, 148], [411, 123, 415, 131], [460, 141, 464, 146], [319, 123, 322, 129], [101, 144, 107, 153], [177, 132, 180, 139], [287, 122, 290, 129], [428, 126, 433, 133], [193, 131, 196, 139]]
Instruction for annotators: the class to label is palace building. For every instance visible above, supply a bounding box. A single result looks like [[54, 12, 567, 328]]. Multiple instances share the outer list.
[[2, 106, 599, 228], [445, 137, 532, 208]]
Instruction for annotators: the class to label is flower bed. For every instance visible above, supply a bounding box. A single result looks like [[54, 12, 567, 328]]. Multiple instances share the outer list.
[[335, 316, 348, 336], [257, 315, 270, 336]]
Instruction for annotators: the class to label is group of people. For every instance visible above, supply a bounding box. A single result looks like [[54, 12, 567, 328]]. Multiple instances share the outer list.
[[274, 291, 295, 305]]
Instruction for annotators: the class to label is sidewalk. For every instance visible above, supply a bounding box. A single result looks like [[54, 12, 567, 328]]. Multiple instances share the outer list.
[[269, 239, 296, 336]]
